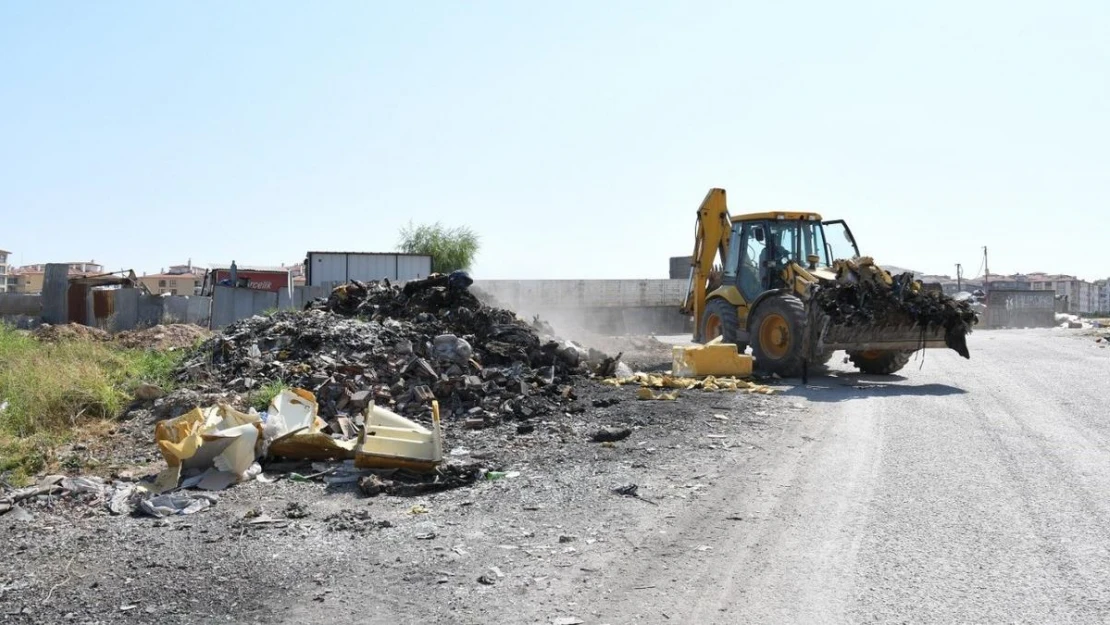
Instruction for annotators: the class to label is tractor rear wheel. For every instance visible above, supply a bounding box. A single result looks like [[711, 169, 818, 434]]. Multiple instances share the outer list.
[[701, 298, 745, 352], [750, 294, 807, 377], [847, 350, 914, 375]]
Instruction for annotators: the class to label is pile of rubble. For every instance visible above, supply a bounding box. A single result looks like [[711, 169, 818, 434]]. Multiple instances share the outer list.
[[32, 323, 111, 342], [30, 322, 211, 350], [175, 275, 621, 431], [115, 324, 212, 350], [813, 258, 979, 357]]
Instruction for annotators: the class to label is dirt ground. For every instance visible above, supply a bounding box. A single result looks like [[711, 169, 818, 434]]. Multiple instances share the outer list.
[[0, 356, 789, 624], [113, 324, 212, 350], [31, 323, 212, 350]]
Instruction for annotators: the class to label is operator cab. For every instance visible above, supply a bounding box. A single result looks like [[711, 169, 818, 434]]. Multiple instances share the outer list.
[[721, 212, 861, 302]]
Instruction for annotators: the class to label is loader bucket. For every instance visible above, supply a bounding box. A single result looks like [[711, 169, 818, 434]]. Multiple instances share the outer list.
[[816, 318, 969, 359]]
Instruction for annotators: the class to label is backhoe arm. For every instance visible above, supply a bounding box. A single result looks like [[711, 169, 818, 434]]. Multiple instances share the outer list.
[[682, 188, 732, 340]]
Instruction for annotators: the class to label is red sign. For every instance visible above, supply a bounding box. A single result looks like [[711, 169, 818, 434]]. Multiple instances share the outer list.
[[214, 269, 289, 293]]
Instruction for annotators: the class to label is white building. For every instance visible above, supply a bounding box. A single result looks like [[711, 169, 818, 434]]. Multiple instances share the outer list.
[[0, 249, 10, 293], [1028, 274, 1099, 314]]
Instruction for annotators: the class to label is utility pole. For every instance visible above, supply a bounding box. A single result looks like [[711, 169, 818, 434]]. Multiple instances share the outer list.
[[955, 263, 962, 292], [983, 246, 990, 292]]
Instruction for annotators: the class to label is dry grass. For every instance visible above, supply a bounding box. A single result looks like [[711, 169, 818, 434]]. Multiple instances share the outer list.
[[0, 324, 185, 484]]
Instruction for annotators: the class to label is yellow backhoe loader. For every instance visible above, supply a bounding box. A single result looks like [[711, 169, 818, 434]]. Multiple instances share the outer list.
[[681, 188, 969, 378]]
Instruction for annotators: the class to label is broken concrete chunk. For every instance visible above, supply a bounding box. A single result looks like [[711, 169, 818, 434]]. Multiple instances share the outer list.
[[405, 357, 439, 379], [412, 385, 435, 402], [591, 427, 632, 443], [348, 390, 372, 410]]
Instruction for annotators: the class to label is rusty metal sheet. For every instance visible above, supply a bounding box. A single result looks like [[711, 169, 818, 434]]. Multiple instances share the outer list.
[[92, 289, 115, 328], [67, 284, 88, 324]]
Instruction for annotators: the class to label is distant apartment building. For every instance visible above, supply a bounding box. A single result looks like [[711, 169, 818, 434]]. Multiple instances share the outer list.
[[11, 261, 105, 294], [1027, 273, 1098, 314], [140, 273, 204, 296], [1096, 279, 1109, 314], [0, 249, 10, 293], [139, 261, 206, 295]]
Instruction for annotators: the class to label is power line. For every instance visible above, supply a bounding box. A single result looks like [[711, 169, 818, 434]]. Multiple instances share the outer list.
[[968, 250, 986, 280]]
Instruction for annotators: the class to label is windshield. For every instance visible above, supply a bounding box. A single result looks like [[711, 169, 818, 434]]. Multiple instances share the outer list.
[[763, 220, 829, 267]]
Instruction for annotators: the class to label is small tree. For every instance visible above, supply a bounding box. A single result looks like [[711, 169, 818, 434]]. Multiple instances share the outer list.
[[397, 221, 480, 273]]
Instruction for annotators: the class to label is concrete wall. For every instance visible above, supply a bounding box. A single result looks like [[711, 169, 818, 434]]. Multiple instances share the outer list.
[[210, 285, 323, 329], [472, 279, 690, 335], [163, 296, 211, 326], [0, 293, 42, 328], [473, 279, 688, 309], [277, 285, 330, 311], [97, 289, 211, 332], [984, 289, 1056, 328], [0, 293, 42, 316], [528, 305, 692, 335], [207, 280, 691, 335]]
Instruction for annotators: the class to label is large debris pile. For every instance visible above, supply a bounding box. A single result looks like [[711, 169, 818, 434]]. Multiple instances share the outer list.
[[813, 258, 979, 357], [175, 277, 616, 429]]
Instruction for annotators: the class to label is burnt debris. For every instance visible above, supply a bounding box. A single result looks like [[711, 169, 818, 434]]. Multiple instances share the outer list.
[[812, 265, 979, 358], [174, 277, 609, 426]]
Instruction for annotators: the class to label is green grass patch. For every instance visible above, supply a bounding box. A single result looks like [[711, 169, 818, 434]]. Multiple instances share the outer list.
[[249, 380, 288, 412], [0, 324, 187, 483]]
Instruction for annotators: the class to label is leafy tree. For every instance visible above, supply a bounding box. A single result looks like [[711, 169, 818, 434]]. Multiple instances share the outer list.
[[397, 221, 480, 273]]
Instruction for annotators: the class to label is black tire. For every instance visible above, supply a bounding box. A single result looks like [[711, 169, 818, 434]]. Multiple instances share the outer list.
[[847, 350, 914, 375], [700, 298, 745, 351], [750, 294, 807, 377]]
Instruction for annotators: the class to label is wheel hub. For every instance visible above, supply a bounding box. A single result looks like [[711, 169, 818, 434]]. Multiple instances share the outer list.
[[759, 313, 791, 359], [705, 314, 721, 340]]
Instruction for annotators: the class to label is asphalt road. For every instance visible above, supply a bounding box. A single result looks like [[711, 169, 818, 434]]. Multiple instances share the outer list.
[[561, 328, 1110, 624]]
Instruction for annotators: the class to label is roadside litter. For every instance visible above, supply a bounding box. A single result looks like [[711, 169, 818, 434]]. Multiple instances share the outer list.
[[1056, 313, 1088, 329], [590, 427, 632, 443], [152, 388, 444, 494], [603, 372, 776, 397], [637, 388, 679, 401], [612, 483, 657, 505], [1, 475, 147, 519]]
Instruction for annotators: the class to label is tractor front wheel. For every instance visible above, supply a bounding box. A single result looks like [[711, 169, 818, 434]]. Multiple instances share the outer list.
[[750, 295, 807, 377]]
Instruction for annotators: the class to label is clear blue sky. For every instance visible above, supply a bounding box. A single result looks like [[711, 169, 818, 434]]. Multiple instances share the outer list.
[[2, 1, 1107, 281]]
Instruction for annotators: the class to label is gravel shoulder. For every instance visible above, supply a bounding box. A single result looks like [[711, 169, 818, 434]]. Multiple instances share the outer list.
[[6, 328, 1107, 625], [0, 375, 791, 625]]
